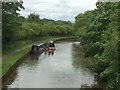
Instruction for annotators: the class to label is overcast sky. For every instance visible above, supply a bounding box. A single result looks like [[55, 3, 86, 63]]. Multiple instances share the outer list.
[[20, 0, 98, 22]]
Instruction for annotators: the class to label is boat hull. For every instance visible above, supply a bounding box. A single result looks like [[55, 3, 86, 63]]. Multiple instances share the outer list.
[[48, 47, 56, 50]]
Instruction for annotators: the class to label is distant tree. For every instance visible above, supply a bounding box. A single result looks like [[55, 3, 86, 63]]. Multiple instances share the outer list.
[[27, 13, 40, 23], [19, 16, 26, 22]]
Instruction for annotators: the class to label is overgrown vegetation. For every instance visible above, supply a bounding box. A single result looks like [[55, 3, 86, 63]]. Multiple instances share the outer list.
[[74, 2, 120, 89], [2, 1, 73, 54]]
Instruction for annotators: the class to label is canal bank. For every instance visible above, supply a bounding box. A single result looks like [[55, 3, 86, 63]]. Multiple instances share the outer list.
[[2, 40, 106, 89], [1, 37, 77, 88]]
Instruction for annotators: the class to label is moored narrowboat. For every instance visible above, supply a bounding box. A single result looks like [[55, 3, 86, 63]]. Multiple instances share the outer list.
[[30, 43, 47, 54]]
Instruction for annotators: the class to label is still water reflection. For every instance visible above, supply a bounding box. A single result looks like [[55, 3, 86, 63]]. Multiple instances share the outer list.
[[5, 41, 106, 88]]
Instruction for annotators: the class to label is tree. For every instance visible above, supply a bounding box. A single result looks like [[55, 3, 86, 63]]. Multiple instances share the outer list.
[[74, 2, 120, 89], [27, 13, 40, 23], [2, 1, 24, 44]]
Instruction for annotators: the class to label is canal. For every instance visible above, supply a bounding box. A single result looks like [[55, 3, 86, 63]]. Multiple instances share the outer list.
[[4, 40, 106, 88]]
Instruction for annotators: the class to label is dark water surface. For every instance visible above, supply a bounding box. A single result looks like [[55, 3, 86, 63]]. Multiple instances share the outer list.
[[5, 41, 106, 88]]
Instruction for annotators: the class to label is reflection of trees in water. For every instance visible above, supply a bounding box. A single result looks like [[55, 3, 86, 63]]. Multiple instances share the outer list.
[[72, 43, 87, 69], [90, 75, 107, 88], [72, 43, 106, 89], [81, 79, 106, 89], [72, 43, 94, 69]]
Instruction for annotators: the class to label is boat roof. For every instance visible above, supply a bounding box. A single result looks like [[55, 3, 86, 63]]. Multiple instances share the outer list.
[[49, 41, 54, 43], [33, 43, 45, 47]]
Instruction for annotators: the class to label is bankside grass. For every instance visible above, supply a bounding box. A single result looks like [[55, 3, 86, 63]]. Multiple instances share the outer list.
[[2, 47, 30, 75]]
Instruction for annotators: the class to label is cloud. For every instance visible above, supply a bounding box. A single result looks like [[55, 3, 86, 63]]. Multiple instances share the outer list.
[[20, 0, 98, 22]]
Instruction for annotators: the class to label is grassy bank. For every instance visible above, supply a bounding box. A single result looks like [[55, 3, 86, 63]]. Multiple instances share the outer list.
[[2, 36, 74, 76], [2, 47, 30, 76]]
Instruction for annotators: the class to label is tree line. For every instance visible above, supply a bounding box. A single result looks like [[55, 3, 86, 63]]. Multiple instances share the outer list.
[[74, 2, 120, 89], [2, 2, 73, 45]]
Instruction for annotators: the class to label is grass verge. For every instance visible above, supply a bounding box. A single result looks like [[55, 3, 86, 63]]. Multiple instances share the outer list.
[[2, 47, 30, 76]]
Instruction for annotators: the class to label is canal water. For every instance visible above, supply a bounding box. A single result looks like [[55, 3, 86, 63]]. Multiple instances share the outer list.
[[4, 41, 106, 88]]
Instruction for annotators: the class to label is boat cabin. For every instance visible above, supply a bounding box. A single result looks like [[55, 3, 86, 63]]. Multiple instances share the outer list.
[[31, 43, 46, 53], [48, 41, 55, 50], [48, 41, 55, 47]]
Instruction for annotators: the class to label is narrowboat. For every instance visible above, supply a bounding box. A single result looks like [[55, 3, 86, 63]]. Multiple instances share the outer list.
[[48, 41, 56, 50], [30, 43, 47, 54]]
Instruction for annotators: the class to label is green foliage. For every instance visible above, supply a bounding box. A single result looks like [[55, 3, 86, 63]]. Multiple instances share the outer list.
[[2, 2, 73, 49], [2, 2, 24, 44], [27, 13, 40, 23], [74, 2, 120, 89]]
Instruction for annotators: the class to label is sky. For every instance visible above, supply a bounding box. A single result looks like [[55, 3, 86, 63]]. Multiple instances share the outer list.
[[20, 0, 98, 22]]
